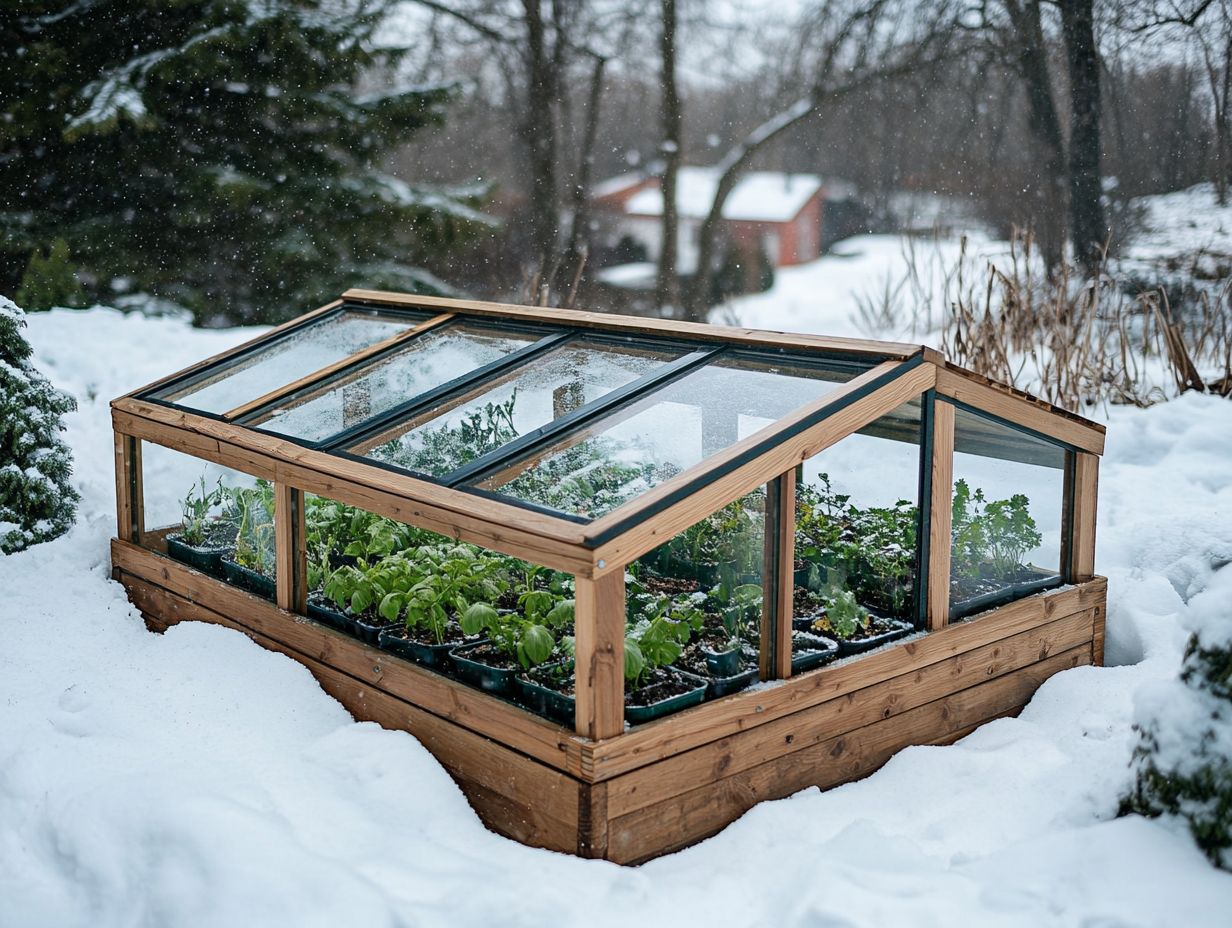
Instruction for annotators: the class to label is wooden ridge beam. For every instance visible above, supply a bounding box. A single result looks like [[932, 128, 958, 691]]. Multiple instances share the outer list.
[[343, 289, 928, 361]]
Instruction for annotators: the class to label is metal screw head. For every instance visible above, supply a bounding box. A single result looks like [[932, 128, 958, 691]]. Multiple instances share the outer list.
[[597, 559, 606, 569]]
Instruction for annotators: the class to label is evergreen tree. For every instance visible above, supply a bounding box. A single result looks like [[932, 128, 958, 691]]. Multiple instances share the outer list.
[[1122, 616, 1232, 871], [15, 239, 87, 311], [1, 1, 487, 324], [0, 296, 80, 554]]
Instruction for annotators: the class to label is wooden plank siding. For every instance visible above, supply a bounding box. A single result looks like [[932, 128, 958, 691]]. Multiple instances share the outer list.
[[114, 536, 1105, 863]]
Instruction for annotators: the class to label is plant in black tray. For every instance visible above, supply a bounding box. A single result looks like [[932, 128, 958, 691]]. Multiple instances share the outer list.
[[806, 588, 914, 654], [700, 580, 760, 678], [222, 482, 275, 596], [849, 498, 917, 617], [166, 475, 233, 574], [623, 613, 707, 720], [453, 594, 572, 695], [949, 480, 1047, 610], [794, 476, 847, 588], [983, 494, 1043, 580]]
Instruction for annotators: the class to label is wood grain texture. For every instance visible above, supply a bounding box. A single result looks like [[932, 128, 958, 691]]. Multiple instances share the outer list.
[[221, 313, 455, 421], [112, 403, 596, 576], [343, 289, 927, 360], [935, 367, 1105, 454], [928, 400, 955, 630], [274, 483, 307, 613], [587, 361, 936, 573], [760, 470, 794, 680], [113, 433, 142, 543], [1072, 452, 1099, 581], [125, 573, 581, 852], [605, 645, 1089, 863], [111, 539, 586, 776], [575, 570, 625, 740], [582, 579, 1107, 780], [605, 609, 1095, 817]]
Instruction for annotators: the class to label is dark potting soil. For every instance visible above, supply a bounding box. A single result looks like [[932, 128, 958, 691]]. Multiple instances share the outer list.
[[640, 573, 701, 596], [793, 586, 827, 618], [190, 520, 236, 549], [674, 638, 756, 677], [625, 667, 700, 707], [521, 662, 576, 697], [458, 641, 521, 672], [383, 617, 475, 648], [950, 575, 1008, 600]]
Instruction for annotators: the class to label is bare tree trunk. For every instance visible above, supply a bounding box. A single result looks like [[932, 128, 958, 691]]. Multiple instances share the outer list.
[[556, 52, 606, 305], [655, 0, 683, 314], [1004, 0, 1067, 273], [521, 0, 561, 301], [1060, 0, 1107, 274]]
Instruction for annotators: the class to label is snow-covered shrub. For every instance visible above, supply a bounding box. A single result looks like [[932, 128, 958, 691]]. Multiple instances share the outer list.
[[1121, 570, 1232, 871], [0, 296, 80, 553]]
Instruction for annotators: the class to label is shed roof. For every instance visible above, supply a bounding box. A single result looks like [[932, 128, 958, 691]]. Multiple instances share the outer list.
[[621, 167, 823, 223]]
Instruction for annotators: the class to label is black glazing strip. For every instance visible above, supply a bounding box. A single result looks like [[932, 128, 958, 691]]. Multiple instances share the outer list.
[[913, 389, 936, 631]]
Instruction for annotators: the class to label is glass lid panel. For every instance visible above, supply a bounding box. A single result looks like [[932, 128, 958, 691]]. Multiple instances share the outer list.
[[474, 354, 862, 519], [349, 339, 684, 477], [245, 323, 538, 443], [150, 309, 421, 415]]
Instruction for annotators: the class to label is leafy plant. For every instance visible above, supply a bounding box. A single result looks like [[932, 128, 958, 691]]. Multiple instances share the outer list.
[[178, 476, 226, 547], [379, 391, 521, 474], [706, 580, 762, 651], [810, 589, 870, 640], [227, 483, 275, 575], [459, 593, 573, 669], [983, 494, 1042, 577]]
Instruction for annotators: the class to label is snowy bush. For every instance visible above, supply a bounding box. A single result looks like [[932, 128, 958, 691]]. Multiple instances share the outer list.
[[0, 296, 80, 553], [1121, 569, 1232, 871]]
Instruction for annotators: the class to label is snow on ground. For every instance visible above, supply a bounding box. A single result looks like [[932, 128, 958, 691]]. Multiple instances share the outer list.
[[3, 283, 1232, 925], [1124, 183, 1232, 276]]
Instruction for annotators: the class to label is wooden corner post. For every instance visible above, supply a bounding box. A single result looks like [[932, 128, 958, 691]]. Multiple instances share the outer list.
[[1070, 452, 1099, 582], [274, 483, 307, 613], [575, 569, 625, 740], [926, 400, 955, 630], [113, 432, 144, 544], [761, 471, 795, 680]]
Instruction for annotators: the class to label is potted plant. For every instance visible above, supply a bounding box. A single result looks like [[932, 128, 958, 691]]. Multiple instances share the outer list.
[[165, 476, 233, 577], [949, 480, 1049, 617], [794, 476, 847, 590], [219, 483, 276, 599], [805, 589, 913, 656], [452, 593, 573, 697], [624, 614, 707, 723]]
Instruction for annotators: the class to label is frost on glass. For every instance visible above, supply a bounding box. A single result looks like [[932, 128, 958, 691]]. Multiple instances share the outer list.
[[351, 340, 681, 476], [477, 355, 857, 518], [949, 404, 1066, 620], [793, 400, 921, 648], [153, 310, 417, 414], [247, 325, 536, 443]]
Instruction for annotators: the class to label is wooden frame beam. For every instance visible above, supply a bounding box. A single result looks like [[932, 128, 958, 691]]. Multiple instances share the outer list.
[[113, 433, 143, 544], [935, 367, 1105, 455], [760, 470, 794, 680], [274, 483, 307, 613], [1071, 452, 1099, 582], [927, 400, 955, 630], [574, 570, 625, 740], [344, 289, 929, 361]]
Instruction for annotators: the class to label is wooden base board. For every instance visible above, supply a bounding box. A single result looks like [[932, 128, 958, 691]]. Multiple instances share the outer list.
[[112, 539, 1104, 864]]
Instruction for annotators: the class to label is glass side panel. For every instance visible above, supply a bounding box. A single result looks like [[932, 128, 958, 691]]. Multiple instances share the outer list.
[[794, 399, 922, 640], [246, 324, 539, 444], [949, 403, 1067, 621], [151, 310, 421, 414], [349, 339, 683, 477], [475, 355, 861, 519]]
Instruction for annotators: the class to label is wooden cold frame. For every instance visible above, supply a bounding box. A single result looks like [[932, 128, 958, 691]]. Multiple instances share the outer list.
[[111, 292, 1108, 863]]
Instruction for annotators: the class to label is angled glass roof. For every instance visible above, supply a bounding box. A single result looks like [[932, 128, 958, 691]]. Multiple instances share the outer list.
[[140, 300, 909, 525], [468, 354, 859, 519], [151, 308, 425, 415]]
